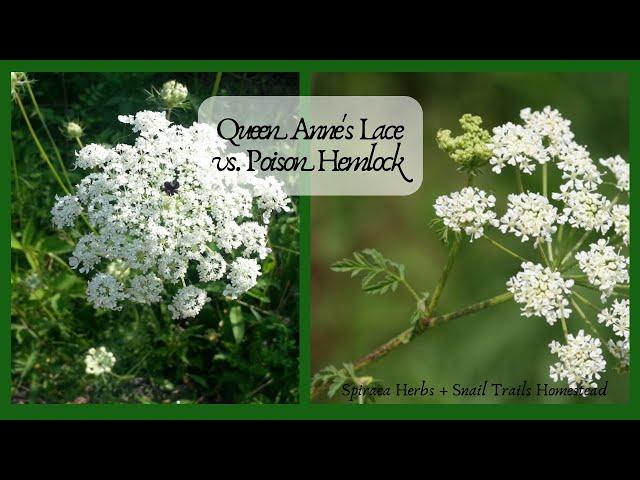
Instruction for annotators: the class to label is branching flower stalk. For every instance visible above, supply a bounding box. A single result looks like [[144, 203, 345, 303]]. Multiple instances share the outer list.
[[313, 107, 629, 401]]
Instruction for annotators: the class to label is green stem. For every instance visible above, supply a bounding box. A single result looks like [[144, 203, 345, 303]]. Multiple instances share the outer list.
[[560, 317, 569, 342], [311, 292, 513, 400], [515, 169, 524, 193], [571, 298, 602, 342], [424, 237, 461, 317], [484, 234, 528, 262], [560, 230, 591, 267], [15, 94, 71, 195], [542, 163, 548, 199], [75, 137, 84, 149], [24, 80, 73, 191], [538, 243, 550, 267], [211, 72, 223, 97]]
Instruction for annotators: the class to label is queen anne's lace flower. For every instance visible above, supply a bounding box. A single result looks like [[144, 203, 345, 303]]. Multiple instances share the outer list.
[[575, 239, 629, 301], [127, 273, 163, 305], [600, 155, 629, 192], [499, 192, 558, 246], [488, 122, 549, 174], [549, 330, 606, 391], [84, 346, 116, 375], [52, 110, 291, 317], [86, 273, 126, 310], [433, 187, 499, 240], [224, 257, 261, 299], [553, 188, 612, 234], [611, 204, 629, 245], [51, 195, 82, 228], [168, 285, 209, 319], [597, 298, 629, 340], [507, 262, 573, 325]]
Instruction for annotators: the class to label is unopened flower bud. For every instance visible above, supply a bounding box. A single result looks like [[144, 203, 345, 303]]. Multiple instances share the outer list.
[[65, 121, 84, 139], [160, 80, 188, 109]]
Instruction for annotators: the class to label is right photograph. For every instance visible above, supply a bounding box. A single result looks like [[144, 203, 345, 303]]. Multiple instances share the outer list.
[[310, 72, 630, 404]]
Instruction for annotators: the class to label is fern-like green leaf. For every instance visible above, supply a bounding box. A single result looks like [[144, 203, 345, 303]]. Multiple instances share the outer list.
[[331, 249, 405, 295]]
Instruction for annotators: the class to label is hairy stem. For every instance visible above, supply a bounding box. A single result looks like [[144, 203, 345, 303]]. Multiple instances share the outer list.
[[311, 291, 513, 400]]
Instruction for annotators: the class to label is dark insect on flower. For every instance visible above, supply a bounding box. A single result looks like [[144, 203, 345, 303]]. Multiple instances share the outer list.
[[162, 179, 180, 196]]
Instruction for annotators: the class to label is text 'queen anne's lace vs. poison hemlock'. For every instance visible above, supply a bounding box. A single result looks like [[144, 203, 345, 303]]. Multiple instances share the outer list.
[[52, 111, 291, 319]]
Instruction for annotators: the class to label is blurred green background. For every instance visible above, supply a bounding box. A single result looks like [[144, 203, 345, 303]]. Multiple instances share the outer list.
[[310, 72, 629, 404]]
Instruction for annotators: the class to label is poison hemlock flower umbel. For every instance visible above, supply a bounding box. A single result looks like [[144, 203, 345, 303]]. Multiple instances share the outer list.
[[549, 330, 606, 392], [51, 110, 291, 319], [320, 106, 629, 400]]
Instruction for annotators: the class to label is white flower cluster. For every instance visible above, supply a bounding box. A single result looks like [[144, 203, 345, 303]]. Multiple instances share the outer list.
[[160, 80, 188, 109], [575, 239, 629, 301], [84, 346, 116, 375], [51, 194, 82, 228], [52, 110, 291, 319], [598, 298, 629, 341], [549, 330, 606, 391], [611, 204, 629, 246], [489, 107, 576, 175], [433, 187, 498, 240], [168, 285, 209, 320], [553, 187, 613, 234], [600, 155, 629, 192], [499, 192, 558, 246], [507, 262, 574, 325]]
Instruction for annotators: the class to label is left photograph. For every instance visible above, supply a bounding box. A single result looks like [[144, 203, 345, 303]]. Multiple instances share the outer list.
[[11, 72, 300, 404]]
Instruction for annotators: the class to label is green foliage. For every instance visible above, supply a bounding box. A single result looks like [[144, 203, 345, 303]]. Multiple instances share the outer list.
[[311, 363, 382, 403], [331, 248, 405, 295], [11, 72, 299, 404]]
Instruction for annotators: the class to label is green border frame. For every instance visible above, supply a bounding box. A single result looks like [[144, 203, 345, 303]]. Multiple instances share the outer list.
[[2, 59, 638, 419]]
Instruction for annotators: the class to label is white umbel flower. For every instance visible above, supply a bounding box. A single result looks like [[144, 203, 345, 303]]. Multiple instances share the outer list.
[[224, 257, 261, 299], [84, 346, 116, 376], [607, 338, 629, 369], [549, 330, 606, 391], [553, 188, 612, 234], [611, 204, 629, 245], [433, 187, 499, 240], [499, 192, 558, 246], [520, 106, 574, 156], [575, 239, 629, 301], [127, 273, 163, 304], [600, 155, 629, 192], [168, 285, 209, 320], [556, 143, 602, 192], [51, 195, 82, 228], [86, 273, 126, 310], [597, 298, 629, 340], [52, 110, 291, 316], [488, 122, 549, 174], [506, 262, 574, 325]]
